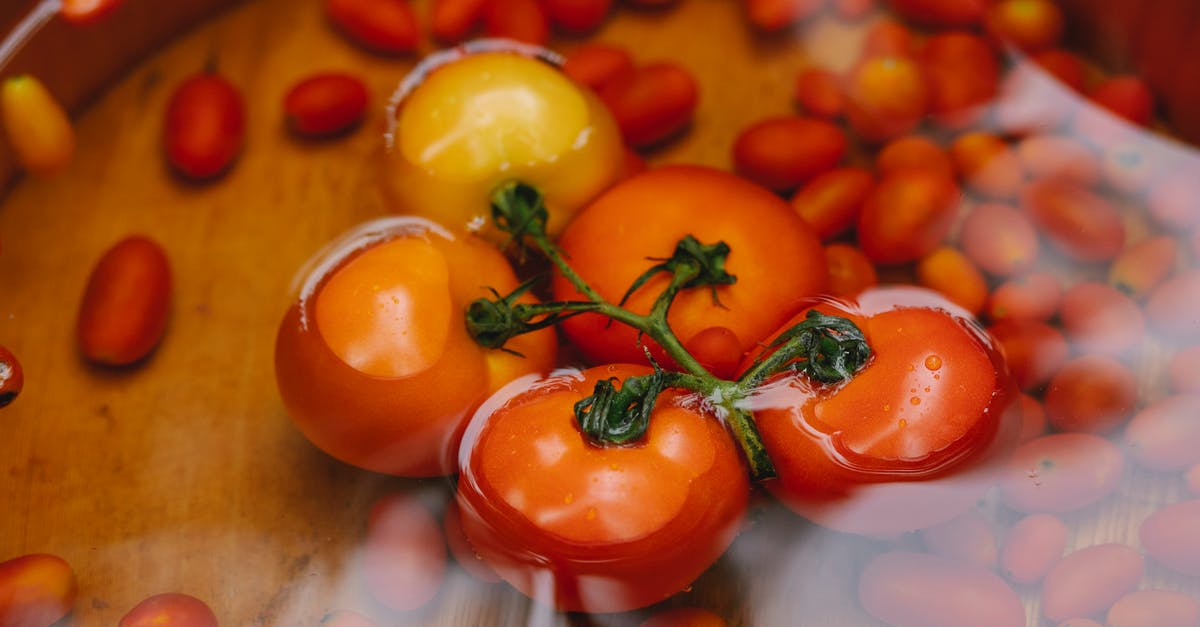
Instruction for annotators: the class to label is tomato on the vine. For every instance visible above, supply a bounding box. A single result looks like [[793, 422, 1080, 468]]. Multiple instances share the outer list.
[[745, 286, 1020, 535], [274, 217, 557, 477], [553, 164, 827, 368], [455, 364, 750, 613], [381, 47, 625, 241]]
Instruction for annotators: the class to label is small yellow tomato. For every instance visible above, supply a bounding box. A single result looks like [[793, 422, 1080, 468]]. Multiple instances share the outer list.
[[382, 48, 624, 241], [1, 75, 75, 176]]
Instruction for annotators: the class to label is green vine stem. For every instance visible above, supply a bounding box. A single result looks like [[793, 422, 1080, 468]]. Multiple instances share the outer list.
[[465, 181, 872, 483]]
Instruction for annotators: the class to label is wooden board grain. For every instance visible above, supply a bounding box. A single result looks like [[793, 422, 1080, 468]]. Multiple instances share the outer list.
[[0, 1, 1197, 626]]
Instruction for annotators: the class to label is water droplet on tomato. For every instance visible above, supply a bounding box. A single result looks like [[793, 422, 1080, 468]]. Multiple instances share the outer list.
[[910, 396, 921, 406], [925, 355, 943, 370]]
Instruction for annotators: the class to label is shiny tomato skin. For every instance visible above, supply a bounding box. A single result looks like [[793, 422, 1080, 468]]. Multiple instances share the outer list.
[[456, 365, 750, 613], [732, 115, 848, 192], [748, 287, 1020, 535], [789, 167, 874, 242], [857, 169, 960, 265], [554, 165, 827, 369], [164, 73, 245, 180], [0, 554, 76, 627], [274, 217, 557, 477], [118, 593, 217, 627]]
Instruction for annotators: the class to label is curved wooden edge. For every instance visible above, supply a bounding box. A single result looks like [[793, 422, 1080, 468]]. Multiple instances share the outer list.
[[0, 0, 242, 192]]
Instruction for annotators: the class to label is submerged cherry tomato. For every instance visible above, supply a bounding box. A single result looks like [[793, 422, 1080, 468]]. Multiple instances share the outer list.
[[274, 217, 557, 476], [554, 165, 827, 369], [456, 364, 750, 613], [748, 287, 1020, 535], [383, 50, 624, 241], [0, 553, 76, 627]]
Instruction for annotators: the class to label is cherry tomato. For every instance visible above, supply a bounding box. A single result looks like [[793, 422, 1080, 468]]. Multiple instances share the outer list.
[[958, 203, 1039, 278], [429, 0, 486, 43], [1032, 49, 1087, 92], [860, 19, 916, 58], [0, 345, 23, 408], [824, 243, 878, 298], [1043, 355, 1137, 434], [118, 593, 217, 626], [984, 272, 1062, 322], [542, 0, 612, 32], [326, 0, 419, 54], [283, 72, 369, 138], [875, 135, 954, 180], [1057, 281, 1145, 356], [858, 551, 1025, 627], [0, 554, 76, 627], [918, 509, 998, 569], [361, 493, 447, 612], [1140, 500, 1200, 577], [597, 61, 699, 149], [1088, 76, 1155, 127], [984, 0, 1064, 52], [60, 0, 125, 24], [1018, 393, 1047, 442], [732, 116, 847, 192], [1168, 346, 1200, 394], [999, 433, 1124, 514], [843, 55, 929, 142], [383, 49, 624, 241], [884, 0, 985, 27], [684, 326, 744, 381], [1021, 177, 1125, 263], [749, 287, 1020, 535], [857, 169, 960, 265], [1145, 269, 1200, 344], [793, 68, 844, 119], [164, 72, 245, 181], [915, 247, 988, 315], [274, 217, 557, 476], [0, 75, 75, 176], [483, 0, 550, 45], [554, 165, 826, 368], [456, 364, 750, 613], [77, 236, 172, 366], [743, 0, 822, 32], [1015, 134, 1100, 186], [561, 42, 634, 91], [949, 132, 1025, 200], [1147, 168, 1200, 231], [1123, 394, 1200, 472], [1000, 513, 1067, 584], [1041, 544, 1144, 624], [790, 167, 874, 241], [985, 319, 1068, 391], [919, 32, 1000, 129]]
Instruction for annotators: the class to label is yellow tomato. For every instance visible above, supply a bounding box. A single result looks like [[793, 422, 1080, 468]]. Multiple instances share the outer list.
[[382, 49, 624, 240], [1, 75, 75, 176]]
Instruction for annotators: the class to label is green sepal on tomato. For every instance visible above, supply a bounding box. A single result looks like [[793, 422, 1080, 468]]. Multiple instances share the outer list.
[[274, 217, 557, 477], [744, 286, 1021, 535], [455, 364, 750, 613]]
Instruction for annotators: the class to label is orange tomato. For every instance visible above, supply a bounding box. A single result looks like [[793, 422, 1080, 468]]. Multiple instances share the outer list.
[[684, 326, 744, 380], [875, 135, 955, 180], [915, 247, 989, 314], [274, 217, 557, 476], [843, 55, 929, 142], [950, 132, 1025, 199], [456, 364, 750, 612], [553, 165, 827, 368], [824, 242, 879, 297], [958, 203, 1039, 277], [0, 554, 76, 627], [789, 167, 874, 241], [118, 593, 217, 627], [1043, 355, 1138, 434], [0, 75, 75, 176], [60, 0, 125, 24], [857, 169, 960, 265], [984, 0, 1064, 51], [794, 67, 844, 119], [732, 115, 848, 192]]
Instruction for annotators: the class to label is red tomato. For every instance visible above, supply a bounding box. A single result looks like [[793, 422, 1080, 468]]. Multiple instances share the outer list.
[[1057, 281, 1145, 356], [915, 247, 989, 315], [984, 272, 1062, 322], [790, 167, 874, 241], [283, 72, 369, 138], [553, 165, 826, 368], [1123, 395, 1200, 472], [1021, 177, 1125, 263], [833, 0, 875, 20], [984, 0, 1064, 51], [0, 554, 76, 627], [60, 0, 125, 24], [597, 62, 698, 149], [843, 55, 929, 142], [999, 433, 1124, 513], [884, 0, 985, 27], [684, 326, 744, 380], [949, 132, 1025, 199], [1140, 500, 1200, 577], [361, 493, 447, 612], [118, 593, 217, 627], [743, 0, 822, 32], [732, 116, 848, 192], [0, 345, 23, 408], [325, 0, 419, 54], [77, 236, 172, 366], [1000, 513, 1067, 584], [1032, 49, 1087, 92], [824, 243, 879, 298], [958, 203, 1039, 277], [749, 287, 1020, 535], [456, 364, 750, 612], [429, 0, 486, 43], [919, 32, 1000, 129], [1088, 76, 1155, 127], [1043, 355, 1138, 434], [985, 319, 1068, 391], [542, 0, 612, 32], [857, 169, 960, 265], [858, 551, 1025, 627], [561, 42, 634, 92], [1041, 544, 1144, 624], [875, 135, 954, 180], [164, 73, 245, 180], [861, 19, 916, 58], [484, 0, 550, 45], [794, 68, 844, 119], [274, 217, 557, 476]]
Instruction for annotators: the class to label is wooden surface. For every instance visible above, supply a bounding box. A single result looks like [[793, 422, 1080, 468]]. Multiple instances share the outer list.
[[0, 1, 1197, 626]]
